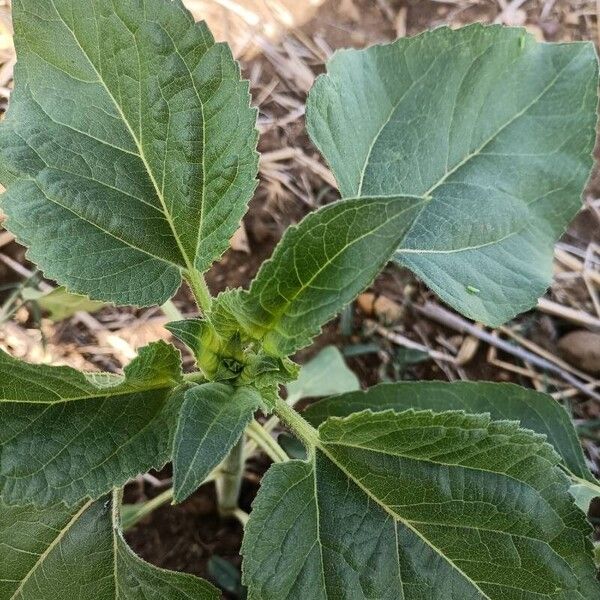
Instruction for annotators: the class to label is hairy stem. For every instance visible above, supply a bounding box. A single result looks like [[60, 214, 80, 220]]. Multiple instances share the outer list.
[[216, 435, 245, 517], [182, 371, 206, 384], [184, 268, 212, 313], [247, 419, 288, 463], [274, 396, 319, 451]]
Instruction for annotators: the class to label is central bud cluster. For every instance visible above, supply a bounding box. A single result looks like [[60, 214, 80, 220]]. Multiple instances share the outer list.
[[166, 315, 298, 410]]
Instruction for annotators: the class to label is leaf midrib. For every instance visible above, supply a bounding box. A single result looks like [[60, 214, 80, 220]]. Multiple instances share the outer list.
[[47, 0, 195, 273], [9, 499, 93, 600], [250, 198, 426, 343], [160, 24, 208, 260], [175, 391, 235, 497], [0, 378, 175, 404], [358, 42, 582, 261], [314, 443, 494, 599]]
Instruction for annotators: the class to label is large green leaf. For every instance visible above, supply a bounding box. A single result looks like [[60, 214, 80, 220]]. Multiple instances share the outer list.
[[242, 409, 599, 599], [214, 196, 425, 357], [0, 0, 258, 306], [0, 493, 218, 599], [303, 381, 593, 481], [173, 383, 260, 503], [0, 341, 183, 506], [307, 25, 598, 325]]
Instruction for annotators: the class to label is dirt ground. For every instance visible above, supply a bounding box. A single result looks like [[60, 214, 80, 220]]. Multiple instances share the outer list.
[[1, 1, 600, 598]]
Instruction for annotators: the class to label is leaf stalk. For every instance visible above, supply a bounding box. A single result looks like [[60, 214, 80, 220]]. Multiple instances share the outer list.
[[274, 396, 319, 451], [184, 268, 213, 313], [246, 419, 288, 463]]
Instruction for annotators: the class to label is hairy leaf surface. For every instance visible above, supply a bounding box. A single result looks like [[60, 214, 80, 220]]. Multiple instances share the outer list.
[[307, 25, 598, 325], [0, 341, 183, 506], [215, 196, 425, 356], [243, 410, 599, 599], [173, 383, 260, 503], [0, 0, 258, 306], [0, 494, 218, 599], [303, 380, 593, 481]]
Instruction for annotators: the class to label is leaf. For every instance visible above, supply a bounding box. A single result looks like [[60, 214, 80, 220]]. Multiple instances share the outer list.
[[0, 493, 219, 599], [286, 346, 359, 404], [208, 556, 244, 596], [167, 317, 245, 379], [0, 341, 183, 506], [570, 482, 600, 514], [23, 286, 106, 321], [302, 380, 593, 482], [166, 318, 205, 360], [215, 196, 425, 357], [173, 383, 260, 503], [0, 0, 258, 306], [307, 25, 598, 325], [242, 409, 599, 599]]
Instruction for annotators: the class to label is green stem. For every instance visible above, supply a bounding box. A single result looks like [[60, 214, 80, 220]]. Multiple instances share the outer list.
[[184, 268, 212, 313], [121, 470, 219, 531], [121, 488, 174, 530], [161, 299, 184, 321], [274, 396, 319, 451], [247, 419, 288, 463], [216, 435, 245, 517], [182, 371, 207, 384]]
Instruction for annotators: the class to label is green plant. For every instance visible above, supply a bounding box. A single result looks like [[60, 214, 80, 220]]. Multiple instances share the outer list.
[[1, 1, 599, 598]]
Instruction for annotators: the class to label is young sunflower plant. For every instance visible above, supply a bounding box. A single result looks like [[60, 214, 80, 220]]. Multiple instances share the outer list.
[[1, 1, 599, 599]]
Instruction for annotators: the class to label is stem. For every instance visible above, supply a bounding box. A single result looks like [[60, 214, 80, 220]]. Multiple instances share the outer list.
[[184, 268, 212, 313], [216, 435, 245, 517], [183, 371, 206, 384], [247, 419, 288, 463], [121, 488, 174, 530], [161, 299, 184, 321], [233, 508, 250, 528], [121, 470, 219, 531], [274, 396, 319, 451]]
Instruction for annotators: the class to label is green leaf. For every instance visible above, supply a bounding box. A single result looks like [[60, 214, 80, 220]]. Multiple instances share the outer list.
[[208, 556, 244, 596], [22, 286, 106, 321], [0, 493, 218, 599], [166, 318, 205, 360], [570, 482, 600, 514], [173, 383, 260, 503], [0, 0, 258, 306], [286, 346, 359, 404], [215, 196, 425, 357], [242, 409, 599, 599], [0, 341, 183, 506], [307, 25, 598, 325], [303, 380, 593, 481], [167, 317, 245, 380]]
